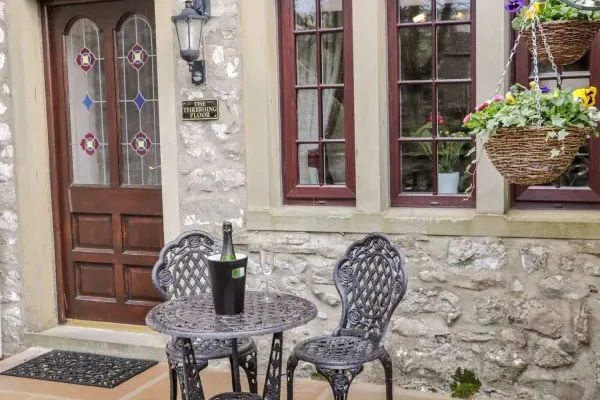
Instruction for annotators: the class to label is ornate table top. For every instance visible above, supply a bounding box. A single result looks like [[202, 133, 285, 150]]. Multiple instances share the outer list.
[[146, 291, 318, 339]]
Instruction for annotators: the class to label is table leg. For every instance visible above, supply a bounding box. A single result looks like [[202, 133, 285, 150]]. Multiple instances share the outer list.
[[182, 338, 206, 400], [231, 338, 242, 392], [263, 332, 284, 400]]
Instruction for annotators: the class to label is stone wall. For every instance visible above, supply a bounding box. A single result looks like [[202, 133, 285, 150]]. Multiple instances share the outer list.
[[0, 1, 22, 355], [239, 233, 600, 400]]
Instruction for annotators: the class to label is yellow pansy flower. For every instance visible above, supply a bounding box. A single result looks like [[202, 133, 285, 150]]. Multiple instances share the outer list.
[[553, 90, 560, 98], [573, 87, 598, 108], [526, 2, 544, 20], [506, 92, 515, 104]]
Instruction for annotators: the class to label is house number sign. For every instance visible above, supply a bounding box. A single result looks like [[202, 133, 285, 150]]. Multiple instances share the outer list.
[[181, 100, 219, 121]]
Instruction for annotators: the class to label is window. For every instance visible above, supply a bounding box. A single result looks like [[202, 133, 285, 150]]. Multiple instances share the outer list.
[[513, 34, 600, 209], [388, 0, 475, 207], [279, 0, 355, 205]]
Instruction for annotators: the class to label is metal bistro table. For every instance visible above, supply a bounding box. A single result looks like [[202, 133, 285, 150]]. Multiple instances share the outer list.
[[146, 291, 317, 400]]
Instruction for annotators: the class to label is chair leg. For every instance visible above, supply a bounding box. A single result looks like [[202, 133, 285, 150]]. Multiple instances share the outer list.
[[168, 360, 178, 400], [379, 351, 393, 400], [241, 351, 259, 394], [286, 354, 298, 400], [316, 366, 364, 400], [228, 356, 237, 392]]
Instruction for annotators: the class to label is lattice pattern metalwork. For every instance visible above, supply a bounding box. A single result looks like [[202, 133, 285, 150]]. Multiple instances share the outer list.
[[146, 292, 317, 339], [182, 339, 206, 400], [152, 231, 257, 400], [166, 337, 256, 362], [263, 333, 283, 400], [287, 233, 408, 400], [334, 233, 408, 342], [152, 231, 216, 300], [292, 336, 382, 368]]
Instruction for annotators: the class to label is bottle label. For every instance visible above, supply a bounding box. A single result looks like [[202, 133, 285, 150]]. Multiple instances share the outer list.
[[232, 267, 245, 279]]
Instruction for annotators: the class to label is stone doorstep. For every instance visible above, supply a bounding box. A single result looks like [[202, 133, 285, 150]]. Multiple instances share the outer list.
[[24, 325, 170, 362]]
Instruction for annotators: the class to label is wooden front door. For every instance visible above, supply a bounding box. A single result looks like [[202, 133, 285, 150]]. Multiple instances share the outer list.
[[47, 0, 164, 324]]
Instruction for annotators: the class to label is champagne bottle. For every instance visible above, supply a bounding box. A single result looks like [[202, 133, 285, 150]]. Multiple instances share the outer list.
[[220, 221, 236, 261]]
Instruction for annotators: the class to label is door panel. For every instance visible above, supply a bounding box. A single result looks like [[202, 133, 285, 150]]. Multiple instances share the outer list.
[[48, 0, 163, 324]]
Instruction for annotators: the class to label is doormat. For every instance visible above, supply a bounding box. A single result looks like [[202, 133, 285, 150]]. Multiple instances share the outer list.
[[1, 350, 158, 388]]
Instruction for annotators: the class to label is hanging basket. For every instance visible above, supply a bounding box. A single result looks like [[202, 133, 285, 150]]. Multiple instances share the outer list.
[[484, 126, 590, 186], [523, 20, 600, 66]]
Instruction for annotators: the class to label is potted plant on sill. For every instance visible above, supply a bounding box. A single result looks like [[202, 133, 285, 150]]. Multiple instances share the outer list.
[[507, 0, 600, 65], [412, 121, 469, 194], [463, 84, 600, 186]]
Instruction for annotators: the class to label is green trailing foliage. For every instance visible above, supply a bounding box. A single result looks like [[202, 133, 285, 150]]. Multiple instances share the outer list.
[[511, 0, 600, 31], [450, 368, 482, 399]]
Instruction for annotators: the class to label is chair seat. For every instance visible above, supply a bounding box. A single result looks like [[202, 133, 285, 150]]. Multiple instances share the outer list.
[[209, 393, 261, 400], [166, 337, 256, 362], [293, 335, 384, 369]]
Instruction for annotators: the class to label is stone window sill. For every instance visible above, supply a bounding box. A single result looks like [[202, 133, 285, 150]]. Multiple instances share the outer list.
[[245, 207, 600, 240]]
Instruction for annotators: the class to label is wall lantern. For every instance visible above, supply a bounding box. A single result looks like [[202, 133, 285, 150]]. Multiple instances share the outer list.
[[172, 0, 211, 85]]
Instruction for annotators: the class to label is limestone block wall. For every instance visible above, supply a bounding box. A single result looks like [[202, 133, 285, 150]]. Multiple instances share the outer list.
[[238, 233, 600, 400], [0, 1, 22, 356]]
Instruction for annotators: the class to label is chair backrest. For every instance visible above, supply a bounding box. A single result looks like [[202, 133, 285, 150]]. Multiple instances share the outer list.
[[333, 233, 408, 344], [152, 231, 216, 300]]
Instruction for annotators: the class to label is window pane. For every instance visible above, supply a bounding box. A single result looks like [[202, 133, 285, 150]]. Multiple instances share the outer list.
[[296, 34, 318, 85], [399, 27, 432, 81], [560, 141, 589, 188], [437, 25, 471, 79], [295, 0, 316, 30], [401, 142, 433, 193], [401, 85, 433, 137], [298, 144, 320, 185], [67, 18, 109, 186], [321, 0, 343, 28], [398, 0, 431, 24], [118, 14, 161, 186], [323, 88, 344, 139], [321, 32, 344, 84], [437, 0, 471, 21], [298, 90, 319, 140], [437, 140, 470, 194], [325, 143, 345, 185], [437, 83, 471, 135]]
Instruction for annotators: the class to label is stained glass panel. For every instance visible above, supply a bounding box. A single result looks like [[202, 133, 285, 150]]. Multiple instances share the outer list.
[[67, 18, 109, 185], [118, 14, 161, 186]]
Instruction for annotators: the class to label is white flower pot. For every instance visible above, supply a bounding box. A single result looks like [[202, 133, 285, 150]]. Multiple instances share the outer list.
[[438, 172, 460, 194]]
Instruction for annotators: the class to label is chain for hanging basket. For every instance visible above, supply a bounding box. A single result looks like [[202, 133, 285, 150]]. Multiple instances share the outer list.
[[464, 1, 599, 195]]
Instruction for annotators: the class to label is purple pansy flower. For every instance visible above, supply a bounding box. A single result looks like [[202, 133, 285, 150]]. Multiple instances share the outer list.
[[540, 86, 551, 94], [504, 0, 524, 13]]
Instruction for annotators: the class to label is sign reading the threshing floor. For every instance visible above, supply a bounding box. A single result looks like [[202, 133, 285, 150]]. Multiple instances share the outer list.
[[182, 100, 219, 121]]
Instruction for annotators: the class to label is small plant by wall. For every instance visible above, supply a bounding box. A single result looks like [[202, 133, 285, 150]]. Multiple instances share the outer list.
[[450, 368, 482, 399]]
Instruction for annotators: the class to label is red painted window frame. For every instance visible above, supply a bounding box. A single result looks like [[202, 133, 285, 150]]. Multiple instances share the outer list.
[[387, 0, 476, 208], [512, 32, 600, 210], [278, 0, 356, 206]]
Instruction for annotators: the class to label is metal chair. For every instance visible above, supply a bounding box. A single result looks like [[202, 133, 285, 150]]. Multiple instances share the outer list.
[[286, 233, 409, 400], [152, 231, 258, 400]]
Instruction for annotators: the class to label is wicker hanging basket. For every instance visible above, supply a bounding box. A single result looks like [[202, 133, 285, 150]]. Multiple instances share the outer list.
[[484, 127, 590, 186], [523, 20, 600, 66]]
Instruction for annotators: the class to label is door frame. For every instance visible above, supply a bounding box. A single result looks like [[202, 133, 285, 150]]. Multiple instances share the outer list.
[[7, 0, 180, 330]]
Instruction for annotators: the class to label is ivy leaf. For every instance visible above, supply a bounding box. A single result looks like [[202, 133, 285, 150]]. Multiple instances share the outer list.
[[557, 130, 569, 141], [550, 148, 561, 159], [551, 115, 566, 127]]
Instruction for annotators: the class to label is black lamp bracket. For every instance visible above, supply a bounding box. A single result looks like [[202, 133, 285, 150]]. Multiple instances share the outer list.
[[190, 0, 211, 18]]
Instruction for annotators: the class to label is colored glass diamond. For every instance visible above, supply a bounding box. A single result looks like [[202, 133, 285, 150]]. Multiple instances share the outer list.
[[127, 44, 149, 71], [83, 94, 93, 111], [76, 47, 96, 72], [133, 92, 146, 110], [80, 132, 100, 156], [130, 132, 152, 157]]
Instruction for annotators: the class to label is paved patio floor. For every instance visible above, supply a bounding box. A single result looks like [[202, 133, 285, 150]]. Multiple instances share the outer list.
[[0, 348, 450, 400]]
